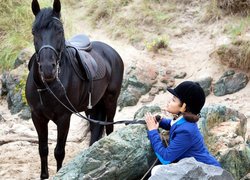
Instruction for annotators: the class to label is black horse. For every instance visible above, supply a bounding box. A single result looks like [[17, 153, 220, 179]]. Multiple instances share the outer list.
[[25, 0, 124, 178]]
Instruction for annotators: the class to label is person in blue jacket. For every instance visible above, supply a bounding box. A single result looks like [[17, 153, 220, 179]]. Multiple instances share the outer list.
[[145, 81, 221, 171]]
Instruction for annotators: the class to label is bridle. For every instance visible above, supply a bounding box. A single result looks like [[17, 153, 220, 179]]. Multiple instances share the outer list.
[[35, 17, 63, 82]]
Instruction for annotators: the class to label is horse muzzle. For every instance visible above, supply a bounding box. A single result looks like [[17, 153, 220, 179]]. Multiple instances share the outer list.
[[39, 64, 58, 82]]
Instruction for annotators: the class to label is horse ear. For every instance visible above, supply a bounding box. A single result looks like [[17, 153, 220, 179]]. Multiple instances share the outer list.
[[31, 0, 40, 16], [53, 0, 61, 14]]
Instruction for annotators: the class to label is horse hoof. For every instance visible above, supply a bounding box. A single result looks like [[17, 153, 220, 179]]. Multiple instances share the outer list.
[[40, 173, 49, 179]]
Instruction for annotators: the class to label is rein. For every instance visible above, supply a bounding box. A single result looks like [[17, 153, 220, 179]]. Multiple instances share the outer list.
[[42, 78, 145, 126]]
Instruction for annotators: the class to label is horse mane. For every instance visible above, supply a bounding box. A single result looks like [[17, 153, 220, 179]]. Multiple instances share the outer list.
[[32, 8, 62, 32]]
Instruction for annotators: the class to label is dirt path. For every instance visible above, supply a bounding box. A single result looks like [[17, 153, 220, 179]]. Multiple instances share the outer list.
[[0, 2, 249, 180]]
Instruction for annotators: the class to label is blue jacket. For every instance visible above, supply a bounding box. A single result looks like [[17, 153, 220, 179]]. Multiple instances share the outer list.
[[147, 117, 221, 167]]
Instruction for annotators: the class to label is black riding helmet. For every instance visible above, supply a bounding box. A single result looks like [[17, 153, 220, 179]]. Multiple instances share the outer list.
[[167, 81, 205, 115]]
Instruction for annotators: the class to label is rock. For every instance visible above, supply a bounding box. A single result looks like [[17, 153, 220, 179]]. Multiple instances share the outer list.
[[118, 64, 158, 109], [196, 77, 212, 96], [118, 86, 142, 108], [14, 48, 33, 68], [18, 106, 31, 120], [149, 157, 234, 180], [214, 70, 249, 96], [160, 76, 175, 87], [174, 71, 186, 79], [134, 105, 161, 119], [241, 173, 250, 180], [199, 105, 250, 179], [1, 67, 29, 115], [54, 125, 155, 179], [141, 95, 155, 103]]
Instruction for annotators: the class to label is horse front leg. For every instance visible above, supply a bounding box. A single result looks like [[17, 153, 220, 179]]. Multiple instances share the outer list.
[[32, 113, 49, 179], [54, 116, 70, 171]]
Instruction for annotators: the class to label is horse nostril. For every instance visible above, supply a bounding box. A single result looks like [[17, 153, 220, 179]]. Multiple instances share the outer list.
[[52, 63, 56, 68]]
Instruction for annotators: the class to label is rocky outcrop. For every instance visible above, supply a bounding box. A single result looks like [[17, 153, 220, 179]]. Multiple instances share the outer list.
[[149, 157, 234, 180], [118, 65, 158, 109], [118, 63, 174, 110], [54, 124, 156, 180], [0, 48, 32, 120], [199, 105, 250, 179], [54, 104, 249, 179]]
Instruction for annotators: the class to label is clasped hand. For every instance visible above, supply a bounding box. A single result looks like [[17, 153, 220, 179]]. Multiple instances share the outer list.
[[145, 112, 159, 131]]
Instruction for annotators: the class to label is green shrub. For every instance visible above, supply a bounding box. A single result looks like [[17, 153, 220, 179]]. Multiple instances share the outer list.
[[145, 36, 169, 53]]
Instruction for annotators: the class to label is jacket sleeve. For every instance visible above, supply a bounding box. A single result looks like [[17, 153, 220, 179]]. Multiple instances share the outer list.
[[147, 128, 193, 164], [159, 118, 171, 130]]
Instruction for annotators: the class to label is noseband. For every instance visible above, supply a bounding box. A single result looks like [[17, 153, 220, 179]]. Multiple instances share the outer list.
[[35, 17, 63, 81]]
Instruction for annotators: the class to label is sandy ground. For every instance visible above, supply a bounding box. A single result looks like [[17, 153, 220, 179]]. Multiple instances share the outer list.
[[0, 3, 250, 180]]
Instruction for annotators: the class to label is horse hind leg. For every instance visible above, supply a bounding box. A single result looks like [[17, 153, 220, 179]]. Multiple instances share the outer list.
[[32, 114, 49, 179], [54, 116, 70, 171], [86, 101, 106, 146]]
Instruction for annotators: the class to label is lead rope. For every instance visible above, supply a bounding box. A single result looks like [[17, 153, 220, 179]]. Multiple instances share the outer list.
[[140, 158, 159, 180], [140, 132, 169, 180]]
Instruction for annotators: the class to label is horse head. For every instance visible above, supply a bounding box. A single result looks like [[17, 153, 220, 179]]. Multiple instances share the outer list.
[[31, 0, 64, 82]]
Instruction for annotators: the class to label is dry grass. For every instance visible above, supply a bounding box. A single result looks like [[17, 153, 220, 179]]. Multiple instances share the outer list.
[[83, 0, 176, 48], [217, 0, 250, 16], [201, 0, 250, 23], [0, 0, 75, 72], [200, 0, 223, 22], [216, 39, 250, 71]]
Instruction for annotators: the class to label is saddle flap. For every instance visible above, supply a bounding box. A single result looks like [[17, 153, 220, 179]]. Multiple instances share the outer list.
[[78, 51, 98, 80]]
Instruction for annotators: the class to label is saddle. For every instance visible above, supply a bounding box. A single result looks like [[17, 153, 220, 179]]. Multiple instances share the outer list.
[[66, 34, 107, 109]]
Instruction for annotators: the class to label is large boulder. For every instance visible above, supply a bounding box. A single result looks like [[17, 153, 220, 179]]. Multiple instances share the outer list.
[[54, 124, 156, 180], [199, 105, 250, 179], [149, 157, 234, 180]]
